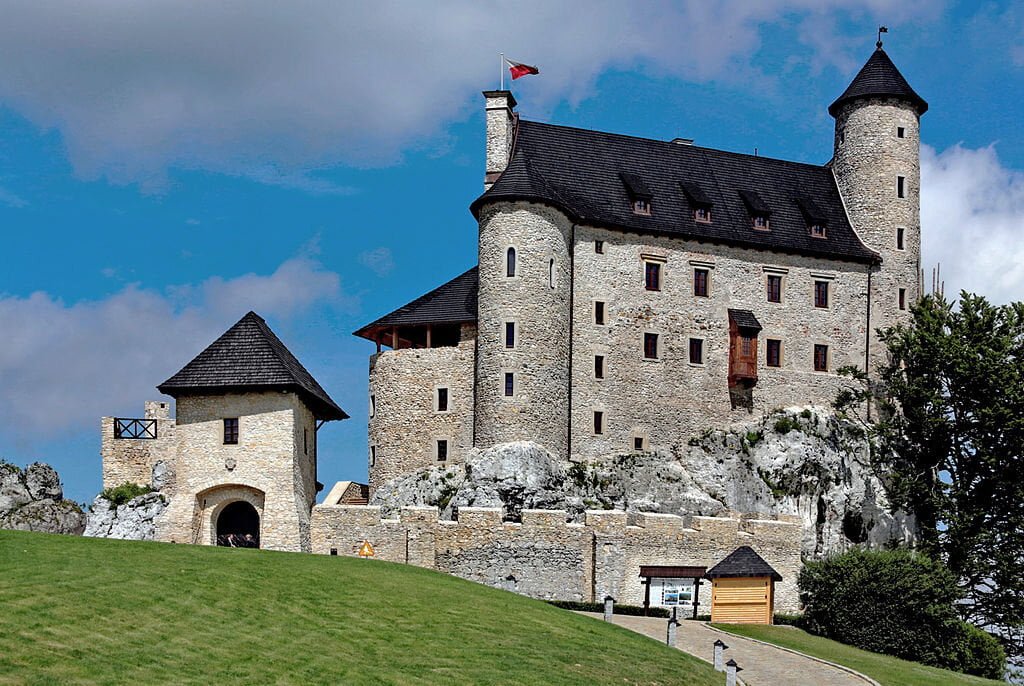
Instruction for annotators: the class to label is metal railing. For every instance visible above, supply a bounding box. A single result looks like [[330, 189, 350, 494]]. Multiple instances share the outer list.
[[114, 418, 158, 440]]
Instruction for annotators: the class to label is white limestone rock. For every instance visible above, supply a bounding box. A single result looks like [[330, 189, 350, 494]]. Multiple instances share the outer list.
[[84, 492, 167, 541], [371, 407, 916, 559], [0, 461, 86, 535]]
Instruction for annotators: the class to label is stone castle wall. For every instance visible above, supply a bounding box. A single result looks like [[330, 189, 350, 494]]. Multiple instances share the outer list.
[[832, 97, 921, 374], [368, 324, 476, 494], [101, 400, 177, 489], [310, 504, 802, 613]]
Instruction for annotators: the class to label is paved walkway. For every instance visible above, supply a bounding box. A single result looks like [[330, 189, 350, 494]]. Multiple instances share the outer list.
[[578, 613, 874, 686]]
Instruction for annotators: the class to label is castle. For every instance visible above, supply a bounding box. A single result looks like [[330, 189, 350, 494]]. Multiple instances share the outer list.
[[99, 44, 924, 616]]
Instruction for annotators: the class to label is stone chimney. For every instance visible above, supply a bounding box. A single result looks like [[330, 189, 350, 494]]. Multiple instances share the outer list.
[[483, 90, 517, 190]]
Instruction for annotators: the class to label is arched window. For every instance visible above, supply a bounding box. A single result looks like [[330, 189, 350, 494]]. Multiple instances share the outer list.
[[549, 258, 555, 288], [506, 247, 516, 277]]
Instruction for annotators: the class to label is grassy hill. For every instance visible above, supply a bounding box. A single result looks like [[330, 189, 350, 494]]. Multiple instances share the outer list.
[[0, 531, 721, 685]]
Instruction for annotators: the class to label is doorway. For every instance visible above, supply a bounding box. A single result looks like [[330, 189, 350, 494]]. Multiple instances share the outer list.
[[216, 500, 260, 548]]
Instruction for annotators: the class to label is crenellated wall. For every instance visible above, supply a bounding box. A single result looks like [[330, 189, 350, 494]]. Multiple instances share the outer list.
[[310, 504, 802, 612]]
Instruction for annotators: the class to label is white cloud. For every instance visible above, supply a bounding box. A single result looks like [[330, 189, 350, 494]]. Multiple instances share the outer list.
[[0, 258, 344, 437], [359, 247, 395, 277], [922, 143, 1024, 305], [0, 1, 938, 186]]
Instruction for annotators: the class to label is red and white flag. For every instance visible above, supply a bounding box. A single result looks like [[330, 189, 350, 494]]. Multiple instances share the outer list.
[[506, 58, 540, 80]]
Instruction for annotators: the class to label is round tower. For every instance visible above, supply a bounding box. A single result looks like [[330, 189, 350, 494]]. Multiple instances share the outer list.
[[829, 42, 927, 375], [472, 91, 573, 457]]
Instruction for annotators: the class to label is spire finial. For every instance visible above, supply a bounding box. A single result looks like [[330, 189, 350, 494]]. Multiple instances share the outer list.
[[876, 25, 888, 49]]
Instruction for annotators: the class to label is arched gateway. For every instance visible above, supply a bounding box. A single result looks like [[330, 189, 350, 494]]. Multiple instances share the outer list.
[[216, 500, 260, 548]]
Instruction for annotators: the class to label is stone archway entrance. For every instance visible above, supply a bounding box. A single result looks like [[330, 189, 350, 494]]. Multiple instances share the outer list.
[[216, 500, 260, 548]]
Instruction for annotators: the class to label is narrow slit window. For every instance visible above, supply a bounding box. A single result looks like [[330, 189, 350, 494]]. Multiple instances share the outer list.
[[370, 394, 376, 417], [594, 355, 605, 379], [688, 338, 703, 365], [693, 268, 709, 297], [897, 126, 905, 138], [595, 240, 605, 254], [506, 247, 516, 277], [594, 301, 606, 325], [436, 440, 448, 462], [897, 176, 906, 198], [437, 387, 449, 412], [593, 411, 604, 435], [766, 339, 781, 367], [370, 445, 376, 467], [504, 372, 514, 397], [223, 418, 239, 445], [897, 227, 905, 250], [644, 261, 661, 291], [633, 436, 644, 451], [814, 344, 829, 372], [549, 258, 555, 289], [767, 274, 782, 303], [814, 281, 829, 308], [303, 428, 308, 455], [899, 288, 907, 310], [505, 321, 515, 349], [644, 333, 659, 360]]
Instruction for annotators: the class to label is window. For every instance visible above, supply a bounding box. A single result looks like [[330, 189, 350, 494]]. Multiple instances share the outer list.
[[693, 268, 709, 297], [436, 440, 448, 462], [595, 355, 605, 379], [633, 436, 645, 451], [899, 288, 907, 310], [549, 258, 555, 289], [814, 280, 829, 308], [644, 333, 659, 360], [370, 445, 376, 467], [595, 240, 605, 254], [814, 344, 829, 372], [594, 301, 606, 325], [370, 394, 376, 417], [897, 176, 906, 198], [897, 227, 905, 250], [694, 207, 712, 223], [897, 126, 905, 138], [689, 338, 703, 365], [752, 214, 770, 231], [633, 199, 651, 215], [767, 274, 782, 303], [504, 372, 515, 397], [741, 336, 753, 357], [505, 321, 515, 349], [644, 261, 661, 291], [223, 418, 238, 445], [506, 247, 516, 277], [766, 339, 781, 367], [303, 428, 308, 455], [810, 223, 826, 238], [593, 411, 604, 435], [436, 387, 449, 412]]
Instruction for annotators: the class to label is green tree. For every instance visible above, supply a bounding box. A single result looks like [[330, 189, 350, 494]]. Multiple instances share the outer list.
[[839, 293, 1024, 662]]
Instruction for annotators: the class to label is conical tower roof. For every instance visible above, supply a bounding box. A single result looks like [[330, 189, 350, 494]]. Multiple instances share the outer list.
[[158, 311, 347, 420], [829, 47, 928, 117]]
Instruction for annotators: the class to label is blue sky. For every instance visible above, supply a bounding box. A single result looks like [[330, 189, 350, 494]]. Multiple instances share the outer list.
[[1, 1, 1023, 503]]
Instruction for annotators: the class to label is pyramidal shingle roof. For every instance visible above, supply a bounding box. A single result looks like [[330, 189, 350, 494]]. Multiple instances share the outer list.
[[828, 47, 928, 116], [354, 267, 478, 339], [158, 311, 347, 420], [471, 119, 879, 264], [705, 546, 783, 581]]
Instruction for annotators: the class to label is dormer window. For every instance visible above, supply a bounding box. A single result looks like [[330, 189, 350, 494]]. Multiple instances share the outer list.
[[633, 198, 652, 216], [680, 182, 713, 225], [620, 172, 653, 216], [739, 190, 771, 233], [694, 207, 712, 223], [796, 197, 828, 240], [810, 223, 827, 238], [752, 214, 770, 231]]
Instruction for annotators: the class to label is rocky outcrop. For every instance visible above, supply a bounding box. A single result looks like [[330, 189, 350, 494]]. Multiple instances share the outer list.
[[84, 492, 167, 541], [371, 407, 916, 559], [0, 461, 86, 535]]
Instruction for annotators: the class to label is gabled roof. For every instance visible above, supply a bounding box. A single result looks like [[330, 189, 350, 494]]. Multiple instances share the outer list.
[[828, 47, 928, 116], [705, 546, 783, 581], [354, 267, 478, 340], [158, 311, 347, 421], [728, 309, 763, 332], [471, 120, 879, 264]]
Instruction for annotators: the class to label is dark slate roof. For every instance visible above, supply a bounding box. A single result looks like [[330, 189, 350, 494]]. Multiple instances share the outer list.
[[471, 120, 879, 264], [728, 309, 762, 332], [705, 546, 783, 581], [158, 311, 348, 421], [829, 47, 928, 116], [639, 565, 707, 579], [354, 267, 478, 338]]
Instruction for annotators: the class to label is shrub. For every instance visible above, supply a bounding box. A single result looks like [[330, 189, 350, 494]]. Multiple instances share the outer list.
[[799, 549, 1005, 678], [545, 600, 670, 618], [773, 417, 799, 434], [99, 482, 153, 507], [772, 612, 804, 627]]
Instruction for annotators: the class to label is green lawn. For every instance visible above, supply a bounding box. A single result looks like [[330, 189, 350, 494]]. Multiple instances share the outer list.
[[0, 530, 720, 685], [715, 623, 1005, 686]]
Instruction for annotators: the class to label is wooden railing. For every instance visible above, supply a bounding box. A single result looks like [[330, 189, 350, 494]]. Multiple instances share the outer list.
[[114, 418, 158, 440]]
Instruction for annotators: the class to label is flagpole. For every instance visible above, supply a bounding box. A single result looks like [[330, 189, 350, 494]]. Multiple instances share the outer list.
[[500, 52, 505, 90]]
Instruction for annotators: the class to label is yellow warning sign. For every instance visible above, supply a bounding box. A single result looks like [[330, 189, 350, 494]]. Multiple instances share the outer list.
[[358, 540, 375, 558]]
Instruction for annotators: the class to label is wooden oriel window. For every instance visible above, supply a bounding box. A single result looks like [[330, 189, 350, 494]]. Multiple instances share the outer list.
[[594, 301, 606, 325], [504, 372, 515, 397], [694, 207, 712, 223], [766, 339, 782, 367], [728, 323, 758, 387], [223, 418, 239, 445], [814, 344, 829, 372], [645, 261, 661, 291], [643, 333, 659, 360], [767, 274, 782, 303], [594, 410, 605, 434], [505, 321, 515, 348], [506, 247, 516, 277], [814, 280, 829, 308], [689, 338, 703, 365], [595, 355, 605, 379], [436, 440, 448, 462], [693, 268, 709, 297]]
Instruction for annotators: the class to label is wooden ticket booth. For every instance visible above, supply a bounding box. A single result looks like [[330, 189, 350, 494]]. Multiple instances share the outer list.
[[706, 546, 782, 625]]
